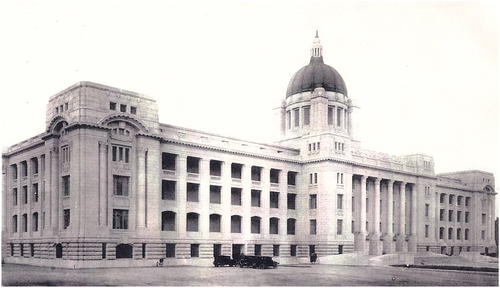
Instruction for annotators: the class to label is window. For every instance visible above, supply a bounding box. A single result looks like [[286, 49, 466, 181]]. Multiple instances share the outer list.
[[328, 106, 334, 125], [337, 173, 344, 184], [62, 176, 70, 196], [22, 213, 28, 232], [310, 219, 317, 235], [186, 213, 199, 232], [251, 166, 261, 181], [465, 229, 469, 240], [255, 244, 262, 256], [11, 164, 17, 180], [273, 245, 280, 257], [481, 230, 485, 240], [457, 196, 463, 206], [439, 209, 444, 221], [64, 209, 71, 229], [186, 157, 200, 174], [251, 190, 261, 207], [142, 243, 147, 258], [113, 176, 129, 196], [161, 211, 176, 231], [130, 106, 137, 115], [287, 171, 297, 186], [449, 195, 454, 205], [210, 214, 221, 232], [112, 209, 127, 229], [309, 194, 317, 209], [457, 228, 461, 240], [336, 107, 342, 126], [465, 197, 471, 207], [439, 227, 444, 239], [162, 153, 176, 170], [293, 108, 299, 127], [231, 215, 242, 233], [314, 173, 318, 184], [425, 225, 429, 238], [303, 106, 310, 126], [287, 111, 291, 129], [270, 192, 279, 208], [270, 169, 280, 184], [162, 180, 176, 200], [287, 218, 296, 235], [337, 194, 343, 210], [482, 213, 486, 224], [231, 188, 242, 205], [13, 188, 17, 206], [112, 146, 130, 163], [61, 146, 71, 163], [425, 204, 429, 217], [448, 228, 453, 240], [102, 243, 107, 259], [110, 102, 116, 110], [23, 186, 28, 204], [187, 183, 199, 202], [231, 163, 242, 179], [12, 215, 17, 233], [210, 160, 222, 177], [120, 104, 127, 112], [457, 211, 461, 222], [448, 210, 453, 222], [290, 245, 297, 257], [337, 219, 343, 235], [166, 244, 175, 258], [32, 213, 38, 232], [287, 193, 296, 210], [440, 193, 446, 204], [31, 157, 39, 175], [191, 244, 199, 257], [32, 183, 38, 202], [270, 217, 279, 234], [210, 185, 221, 204], [465, 212, 469, 223], [251, 216, 261, 234], [21, 161, 27, 177]]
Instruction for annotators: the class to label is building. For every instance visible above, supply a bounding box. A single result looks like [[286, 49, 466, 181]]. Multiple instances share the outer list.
[[2, 32, 496, 268]]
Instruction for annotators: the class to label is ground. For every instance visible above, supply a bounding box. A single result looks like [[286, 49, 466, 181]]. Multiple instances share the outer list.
[[2, 263, 498, 286]]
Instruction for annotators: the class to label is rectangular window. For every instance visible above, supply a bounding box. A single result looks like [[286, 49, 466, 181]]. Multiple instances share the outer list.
[[112, 146, 130, 163], [187, 183, 199, 202], [142, 243, 147, 258], [440, 193, 446, 204], [251, 190, 261, 207], [113, 176, 129, 196], [449, 195, 454, 205], [251, 217, 261, 234], [287, 171, 297, 186], [112, 209, 128, 229], [328, 106, 334, 125], [482, 213, 486, 224], [210, 160, 222, 177], [23, 186, 28, 204], [130, 106, 137, 114], [209, 214, 221, 232], [465, 197, 471, 207], [337, 107, 342, 126], [13, 188, 17, 206], [210, 185, 221, 204], [293, 108, 299, 127], [31, 157, 38, 175], [231, 188, 242, 205], [314, 173, 318, 184], [481, 230, 485, 240], [12, 215, 17, 233], [309, 194, 317, 209], [448, 210, 453, 222], [32, 183, 38, 202], [337, 194, 343, 210], [162, 180, 176, 200], [273, 245, 280, 257], [440, 209, 444, 221], [191, 244, 199, 257], [166, 244, 175, 258], [270, 218, 279, 234], [231, 163, 243, 179], [255, 244, 261, 256], [287, 111, 291, 129], [22, 214, 27, 232], [303, 106, 310, 126], [102, 243, 107, 259], [457, 211, 461, 222], [290, 245, 297, 257], [337, 219, 343, 235], [110, 102, 116, 110], [63, 209, 70, 229], [120, 104, 127, 112], [270, 192, 279, 208], [287, 218, 296, 235], [457, 196, 462, 206], [465, 211, 469, 223], [270, 169, 280, 184], [425, 225, 429, 238], [62, 176, 70, 196], [61, 146, 71, 164], [425, 204, 429, 217], [310, 219, 317, 235], [32, 213, 38, 232], [287, 193, 296, 210], [251, 166, 261, 181], [162, 153, 176, 170], [186, 156, 200, 174]]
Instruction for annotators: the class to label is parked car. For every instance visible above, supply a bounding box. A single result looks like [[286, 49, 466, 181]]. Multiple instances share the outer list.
[[213, 255, 237, 267], [253, 256, 278, 269], [239, 255, 257, 268]]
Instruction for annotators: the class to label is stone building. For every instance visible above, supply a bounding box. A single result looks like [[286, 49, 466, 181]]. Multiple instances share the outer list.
[[2, 33, 496, 268]]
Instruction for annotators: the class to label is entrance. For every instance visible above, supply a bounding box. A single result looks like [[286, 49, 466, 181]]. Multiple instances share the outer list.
[[232, 244, 244, 261], [213, 244, 222, 257], [55, 243, 63, 258], [116, 244, 133, 258], [338, 245, 343, 254]]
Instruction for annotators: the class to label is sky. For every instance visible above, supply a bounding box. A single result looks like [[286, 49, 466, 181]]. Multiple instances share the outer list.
[[1, 1, 498, 195]]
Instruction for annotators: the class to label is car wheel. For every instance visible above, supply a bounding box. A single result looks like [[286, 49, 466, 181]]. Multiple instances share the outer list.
[[273, 263, 277, 269], [260, 264, 265, 269]]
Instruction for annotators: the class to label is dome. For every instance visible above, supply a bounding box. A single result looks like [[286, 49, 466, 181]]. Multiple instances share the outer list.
[[285, 32, 347, 98]]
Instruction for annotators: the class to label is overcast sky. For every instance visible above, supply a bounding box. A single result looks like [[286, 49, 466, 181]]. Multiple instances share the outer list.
[[1, 1, 498, 191]]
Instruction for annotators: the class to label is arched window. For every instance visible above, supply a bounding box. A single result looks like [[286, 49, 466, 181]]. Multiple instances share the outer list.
[[287, 218, 296, 235], [186, 212, 199, 232], [231, 215, 241, 233], [251, 216, 261, 234], [270, 217, 279, 234], [209, 214, 221, 232], [116, 244, 133, 259], [161, 211, 176, 231]]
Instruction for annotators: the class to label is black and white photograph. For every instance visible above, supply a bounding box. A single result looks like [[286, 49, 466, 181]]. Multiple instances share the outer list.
[[1, 1, 498, 286]]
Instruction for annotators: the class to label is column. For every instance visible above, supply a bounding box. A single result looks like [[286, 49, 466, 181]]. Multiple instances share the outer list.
[[241, 164, 251, 237], [50, 148, 59, 230], [98, 141, 108, 226], [200, 158, 210, 237], [408, 183, 417, 252], [261, 167, 270, 238], [354, 176, 367, 254], [369, 178, 381, 255], [136, 147, 147, 229], [487, 194, 493, 243], [396, 182, 406, 252], [383, 180, 394, 254], [221, 161, 232, 237], [177, 155, 187, 238]]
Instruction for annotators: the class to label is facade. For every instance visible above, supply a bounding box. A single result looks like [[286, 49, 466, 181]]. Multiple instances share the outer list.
[[2, 33, 496, 268]]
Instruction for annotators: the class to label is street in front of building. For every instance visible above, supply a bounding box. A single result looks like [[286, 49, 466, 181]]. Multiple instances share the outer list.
[[2, 263, 498, 286]]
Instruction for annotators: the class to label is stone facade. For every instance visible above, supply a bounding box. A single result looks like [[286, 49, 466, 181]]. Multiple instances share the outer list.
[[2, 34, 496, 268]]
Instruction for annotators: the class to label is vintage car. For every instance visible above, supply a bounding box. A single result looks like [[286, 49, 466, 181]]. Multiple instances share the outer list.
[[239, 255, 257, 268], [253, 256, 278, 269], [213, 255, 237, 267]]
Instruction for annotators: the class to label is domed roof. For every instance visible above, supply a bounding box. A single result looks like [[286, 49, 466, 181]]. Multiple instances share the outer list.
[[286, 32, 347, 98]]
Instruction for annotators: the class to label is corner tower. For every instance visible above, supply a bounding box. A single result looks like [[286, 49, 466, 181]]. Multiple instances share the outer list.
[[275, 32, 360, 155]]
